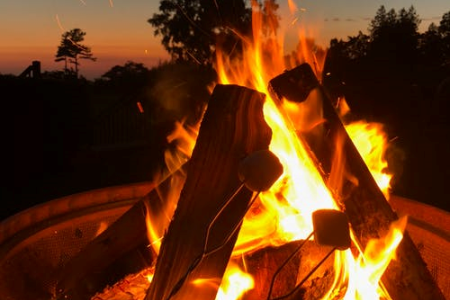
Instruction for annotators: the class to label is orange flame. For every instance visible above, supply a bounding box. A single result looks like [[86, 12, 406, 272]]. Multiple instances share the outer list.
[[144, 2, 403, 300], [144, 120, 198, 255], [213, 3, 403, 300], [344, 216, 408, 300], [344, 120, 392, 199]]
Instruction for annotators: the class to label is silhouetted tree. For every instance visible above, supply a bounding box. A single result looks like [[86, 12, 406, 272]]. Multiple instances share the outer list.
[[420, 23, 444, 67], [41, 70, 68, 80], [148, 0, 279, 65], [368, 5, 421, 69], [101, 61, 150, 84], [439, 11, 450, 65], [55, 28, 96, 78]]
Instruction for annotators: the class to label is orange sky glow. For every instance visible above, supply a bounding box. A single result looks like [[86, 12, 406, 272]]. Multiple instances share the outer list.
[[0, 0, 448, 79]]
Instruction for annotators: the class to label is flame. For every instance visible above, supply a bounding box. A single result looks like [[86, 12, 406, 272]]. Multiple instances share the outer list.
[[345, 216, 408, 300], [94, 221, 109, 238], [334, 98, 393, 199], [215, 263, 255, 300], [144, 120, 199, 255], [344, 120, 392, 199], [190, 263, 253, 300], [214, 3, 403, 300], [143, 2, 403, 300]]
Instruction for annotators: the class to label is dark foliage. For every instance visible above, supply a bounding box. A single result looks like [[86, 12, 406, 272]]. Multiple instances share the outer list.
[[148, 0, 252, 64], [148, 0, 279, 65], [323, 6, 450, 211]]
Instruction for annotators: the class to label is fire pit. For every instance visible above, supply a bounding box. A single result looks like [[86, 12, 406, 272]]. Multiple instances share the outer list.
[[0, 182, 154, 300], [0, 182, 448, 299]]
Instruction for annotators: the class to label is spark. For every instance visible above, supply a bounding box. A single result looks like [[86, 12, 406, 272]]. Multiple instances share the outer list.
[[288, 0, 298, 13], [186, 51, 202, 65], [55, 14, 65, 33], [137, 102, 144, 113]]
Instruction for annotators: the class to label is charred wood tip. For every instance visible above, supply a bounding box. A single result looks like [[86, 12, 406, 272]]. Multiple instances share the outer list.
[[268, 63, 320, 103]]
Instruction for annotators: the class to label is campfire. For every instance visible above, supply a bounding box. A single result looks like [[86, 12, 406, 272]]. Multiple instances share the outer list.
[[1, 3, 447, 300], [70, 60, 441, 299]]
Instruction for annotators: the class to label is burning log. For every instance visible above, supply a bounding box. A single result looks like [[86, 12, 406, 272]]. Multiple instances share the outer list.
[[145, 84, 273, 300], [240, 240, 336, 300], [55, 167, 186, 299], [268, 63, 445, 300], [241, 241, 302, 300]]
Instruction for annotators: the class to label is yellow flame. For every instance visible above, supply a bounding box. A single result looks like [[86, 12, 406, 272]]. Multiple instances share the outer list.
[[215, 263, 255, 300], [344, 216, 408, 300], [145, 2, 403, 299], [213, 3, 403, 300], [191, 263, 254, 300], [218, 0, 337, 254], [144, 120, 198, 255], [345, 121, 392, 199]]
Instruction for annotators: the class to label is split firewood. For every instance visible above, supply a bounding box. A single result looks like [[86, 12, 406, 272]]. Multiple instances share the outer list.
[[268, 63, 445, 300], [145, 84, 273, 300], [55, 167, 186, 300]]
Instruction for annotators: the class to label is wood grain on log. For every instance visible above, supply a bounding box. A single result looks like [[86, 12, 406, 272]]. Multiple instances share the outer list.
[[268, 63, 445, 300], [145, 84, 272, 300]]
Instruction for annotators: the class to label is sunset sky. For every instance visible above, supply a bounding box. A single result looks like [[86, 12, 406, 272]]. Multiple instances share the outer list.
[[1, 0, 448, 80]]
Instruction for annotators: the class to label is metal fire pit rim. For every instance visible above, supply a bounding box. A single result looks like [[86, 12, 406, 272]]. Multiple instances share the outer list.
[[389, 195, 450, 240], [0, 181, 155, 251]]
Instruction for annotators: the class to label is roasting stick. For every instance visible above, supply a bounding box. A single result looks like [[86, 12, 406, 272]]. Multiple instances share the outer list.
[[165, 150, 283, 300], [267, 209, 351, 300]]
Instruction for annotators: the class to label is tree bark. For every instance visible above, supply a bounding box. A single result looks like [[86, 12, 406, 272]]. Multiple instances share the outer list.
[[268, 63, 445, 300], [145, 84, 272, 300]]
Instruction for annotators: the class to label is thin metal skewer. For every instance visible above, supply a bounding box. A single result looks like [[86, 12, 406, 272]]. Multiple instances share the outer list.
[[267, 209, 351, 300], [164, 149, 283, 300], [269, 246, 338, 300], [165, 183, 260, 300], [266, 231, 315, 300]]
